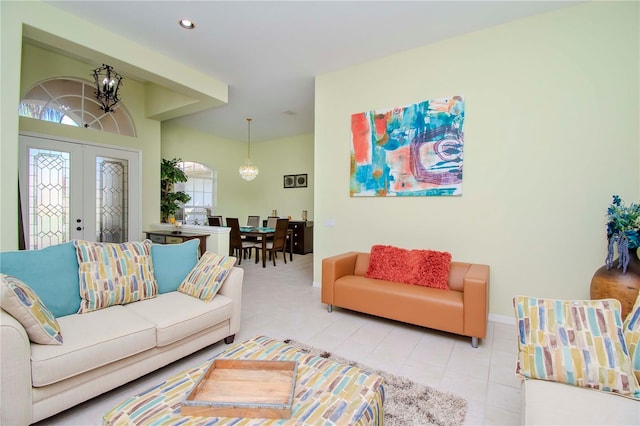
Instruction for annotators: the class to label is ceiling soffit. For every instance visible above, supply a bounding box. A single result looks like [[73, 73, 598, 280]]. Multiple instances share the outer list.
[[21, 19, 227, 122]]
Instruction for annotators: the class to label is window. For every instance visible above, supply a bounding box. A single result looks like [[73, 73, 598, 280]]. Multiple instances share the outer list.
[[19, 78, 136, 137], [175, 161, 216, 225]]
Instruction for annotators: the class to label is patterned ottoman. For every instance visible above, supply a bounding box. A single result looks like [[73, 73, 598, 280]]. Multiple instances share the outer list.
[[103, 336, 384, 425]]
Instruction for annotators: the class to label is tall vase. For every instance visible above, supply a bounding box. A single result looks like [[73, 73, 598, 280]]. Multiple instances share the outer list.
[[590, 247, 640, 319]]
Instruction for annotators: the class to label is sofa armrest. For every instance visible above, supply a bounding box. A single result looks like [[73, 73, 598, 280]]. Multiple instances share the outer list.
[[321, 252, 359, 305], [218, 267, 243, 336], [1, 309, 33, 426], [462, 263, 490, 339]]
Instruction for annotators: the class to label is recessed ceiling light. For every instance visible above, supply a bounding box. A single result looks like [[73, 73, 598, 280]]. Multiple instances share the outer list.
[[179, 19, 195, 29]]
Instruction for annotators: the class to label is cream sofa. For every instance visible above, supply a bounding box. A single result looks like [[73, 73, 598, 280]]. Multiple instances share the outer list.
[[321, 251, 489, 347], [521, 378, 640, 425], [514, 295, 640, 425], [0, 241, 243, 425]]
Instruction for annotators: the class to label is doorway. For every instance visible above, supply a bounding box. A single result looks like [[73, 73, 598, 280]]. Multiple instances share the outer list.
[[18, 133, 141, 249]]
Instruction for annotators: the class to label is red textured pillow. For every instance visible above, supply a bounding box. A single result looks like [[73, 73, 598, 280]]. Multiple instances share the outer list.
[[365, 245, 451, 290], [365, 245, 407, 281], [408, 249, 451, 289]]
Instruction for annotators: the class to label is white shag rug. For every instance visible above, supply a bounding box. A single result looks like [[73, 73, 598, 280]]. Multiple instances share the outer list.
[[283, 339, 468, 426]]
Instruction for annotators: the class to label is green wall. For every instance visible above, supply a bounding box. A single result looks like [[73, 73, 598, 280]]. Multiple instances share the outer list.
[[19, 43, 161, 239], [0, 0, 313, 249], [161, 123, 314, 224], [314, 1, 640, 317], [0, 0, 226, 250], [1, 1, 23, 250], [3, 1, 638, 321]]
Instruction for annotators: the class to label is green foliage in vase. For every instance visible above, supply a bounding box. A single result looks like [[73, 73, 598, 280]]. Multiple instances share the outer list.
[[160, 158, 191, 223], [605, 195, 640, 273]]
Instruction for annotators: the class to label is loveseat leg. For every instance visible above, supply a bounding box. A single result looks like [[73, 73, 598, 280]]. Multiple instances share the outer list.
[[327, 305, 332, 313], [471, 337, 478, 348], [224, 334, 235, 344]]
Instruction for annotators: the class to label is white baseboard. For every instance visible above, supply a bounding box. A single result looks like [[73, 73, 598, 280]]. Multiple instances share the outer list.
[[489, 313, 515, 325]]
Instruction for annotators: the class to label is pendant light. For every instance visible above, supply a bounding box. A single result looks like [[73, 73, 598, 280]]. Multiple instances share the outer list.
[[239, 118, 259, 181], [92, 64, 124, 113]]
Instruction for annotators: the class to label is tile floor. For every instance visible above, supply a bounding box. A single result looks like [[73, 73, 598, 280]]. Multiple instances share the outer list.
[[35, 253, 521, 426]]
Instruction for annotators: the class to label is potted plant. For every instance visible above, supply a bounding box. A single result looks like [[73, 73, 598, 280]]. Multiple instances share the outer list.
[[605, 195, 640, 274], [160, 158, 191, 223]]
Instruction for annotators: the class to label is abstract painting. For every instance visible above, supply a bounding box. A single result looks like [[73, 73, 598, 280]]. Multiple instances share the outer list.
[[350, 95, 464, 197]]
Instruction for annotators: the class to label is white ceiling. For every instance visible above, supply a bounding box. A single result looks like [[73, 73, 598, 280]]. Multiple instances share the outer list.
[[44, 1, 580, 142]]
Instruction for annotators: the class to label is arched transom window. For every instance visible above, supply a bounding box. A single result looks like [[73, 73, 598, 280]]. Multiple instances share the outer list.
[[19, 77, 136, 137], [175, 161, 217, 225]]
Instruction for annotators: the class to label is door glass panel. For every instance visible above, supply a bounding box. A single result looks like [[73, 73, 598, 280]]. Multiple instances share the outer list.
[[96, 156, 128, 243], [27, 148, 70, 249], [20, 134, 141, 249]]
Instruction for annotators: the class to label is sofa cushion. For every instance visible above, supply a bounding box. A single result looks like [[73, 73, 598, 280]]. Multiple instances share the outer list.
[[365, 245, 451, 289], [335, 275, 464, 334], [0, 241, 81, 317], [30, 305, 156, 387], [513, 295, 640, 400], [74, 240, 158, 313], [123, 291, 233, 347], [150, 239, 199, 294], [1, 274, 63, 345], [624, 292, 640, 382], [178, 252, 236, 302]]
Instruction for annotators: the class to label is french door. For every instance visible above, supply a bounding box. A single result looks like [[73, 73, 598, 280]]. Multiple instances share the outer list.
[[19, 133, 141, 249]]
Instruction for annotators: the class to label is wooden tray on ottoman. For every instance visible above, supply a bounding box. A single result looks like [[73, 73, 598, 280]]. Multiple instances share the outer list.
[[181, 359, 298, 419]]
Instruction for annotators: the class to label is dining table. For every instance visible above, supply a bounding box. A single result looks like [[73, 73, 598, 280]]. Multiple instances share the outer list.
[[240, 226, 293, 268]]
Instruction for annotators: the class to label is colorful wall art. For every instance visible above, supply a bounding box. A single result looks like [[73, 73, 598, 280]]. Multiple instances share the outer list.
[[350, 95, 464, 197]]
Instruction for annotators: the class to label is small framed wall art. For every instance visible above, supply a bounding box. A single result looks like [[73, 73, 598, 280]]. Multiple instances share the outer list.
[[284, 175, 295, 188], [295, 174, 308, 188]]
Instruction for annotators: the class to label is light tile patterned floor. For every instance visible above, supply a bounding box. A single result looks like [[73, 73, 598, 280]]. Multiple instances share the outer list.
[[35, 253, 521, 425]]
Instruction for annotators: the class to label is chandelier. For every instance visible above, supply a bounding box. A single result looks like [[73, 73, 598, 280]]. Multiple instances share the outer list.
[[92, 64, 124, 113], [239, 118, 259, 181]]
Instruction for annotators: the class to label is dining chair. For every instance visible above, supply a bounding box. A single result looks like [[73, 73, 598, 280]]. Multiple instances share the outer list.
[[247, 215, 260, 227], [266, 216, 278, 229], [208, 216, 222, 226], [244, 215, 261, 245], [226, 217, 254, 264], [267, 216, 292, 260], [255, 218, 289, 267], [263, 216, 280, 245]]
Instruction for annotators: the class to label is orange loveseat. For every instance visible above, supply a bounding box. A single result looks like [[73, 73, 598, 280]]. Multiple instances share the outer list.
[[321, 251, 490, 347]]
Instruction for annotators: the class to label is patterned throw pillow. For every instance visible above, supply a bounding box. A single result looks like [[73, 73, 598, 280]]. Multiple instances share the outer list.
[[1, 274, 63, 345], [623, 291, 640, 382], [513, 295, 640, 399], [74, 240, 158, 313], [178, 252, 236, 302]]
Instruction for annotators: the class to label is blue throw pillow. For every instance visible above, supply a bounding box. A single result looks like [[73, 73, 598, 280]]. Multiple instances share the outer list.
[[0, 242, 81, 317], [150, 239, 199, 294]]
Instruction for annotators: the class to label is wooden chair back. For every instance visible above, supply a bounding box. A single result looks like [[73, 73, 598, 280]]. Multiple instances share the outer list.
[[226, 218, 243, 254], [208, 216, 222, 226], [271, 218, 289, 251], [266, 216, 278, 228], [247, 215, 260, 227]]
